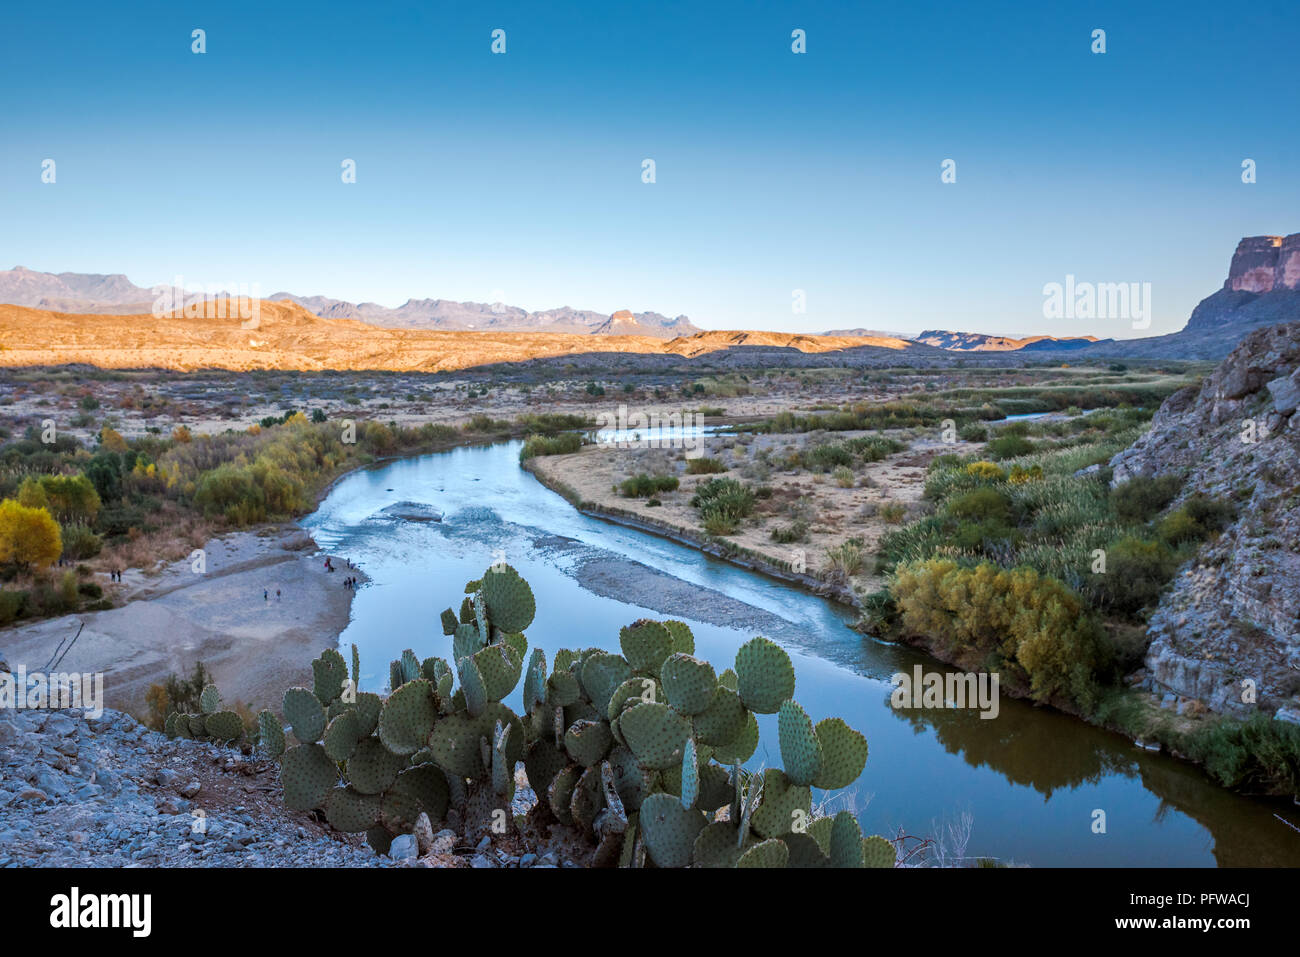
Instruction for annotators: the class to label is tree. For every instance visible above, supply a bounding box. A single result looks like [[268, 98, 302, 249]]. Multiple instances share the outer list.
[[0, 500, 62, 571], [16, 474, 101, 526]]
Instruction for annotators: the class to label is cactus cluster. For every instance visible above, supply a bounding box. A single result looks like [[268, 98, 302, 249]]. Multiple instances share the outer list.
[[268, 562, 891, 867], [163, 682, 247, 745]]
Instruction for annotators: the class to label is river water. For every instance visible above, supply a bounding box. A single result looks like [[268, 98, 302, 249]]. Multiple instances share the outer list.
[[301, 439, 1300, 867]]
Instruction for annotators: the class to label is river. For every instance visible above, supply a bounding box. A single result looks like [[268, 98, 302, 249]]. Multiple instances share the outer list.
[[301, 438, 1300, 867]]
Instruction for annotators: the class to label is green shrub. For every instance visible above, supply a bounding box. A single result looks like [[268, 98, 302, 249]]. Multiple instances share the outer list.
[[59, 523, 103, 561], [1182, 714, 1300, 794], [685, 457, 727, 475], [808, 443, 854, 471], [618, 473, 679, 498], [958, 422, 988, 442], [984, 435, 1035, 460], [519, 432, 585, 460], [844, 436, 906, 462], [771, 520, 810, 544], [1084, 537, 1181, 616], [691, 478, 756, 534], [1110, 474, 1182, 522], [824, 541, 865, 578], [946, 488, 1012, 525]]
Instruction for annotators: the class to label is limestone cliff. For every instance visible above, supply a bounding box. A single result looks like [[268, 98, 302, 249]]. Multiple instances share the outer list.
[[1110, 323, 1300, 716]]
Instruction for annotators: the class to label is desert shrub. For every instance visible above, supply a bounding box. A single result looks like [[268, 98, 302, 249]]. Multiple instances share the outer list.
[[964, 461, 1006, 482], [832, 466, 855, 488], [519, 432, 584, 460], [808, 443, 853, 471], [619, 473, 679, 498], [946, 488, 1013, 525], [1110, 474, 1182, 522], [879, 502, 907, 524], [1179, 493, 1235, 535], [1084, 537, 1181, 616], [824, 541, 865, 578], [1182, 714, 1300, 795], [958, 422, 988, 442], [691, 478, 756, 534], [686, 457, 727, 475], [844, 436, 905, 462], [771, 521, 810, 544], [1008, 465, 1043, 484], [985, 435, 1035, 460], [891, 558, 1109, 711]]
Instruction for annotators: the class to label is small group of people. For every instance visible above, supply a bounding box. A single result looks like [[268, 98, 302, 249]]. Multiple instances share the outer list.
[[108, 568, 123, 582], [263, 588, 281, 601], [343, 576, 359, 590]]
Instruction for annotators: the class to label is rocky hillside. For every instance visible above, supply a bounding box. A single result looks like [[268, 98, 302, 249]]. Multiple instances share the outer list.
[[1110, 322, 1300, 716]]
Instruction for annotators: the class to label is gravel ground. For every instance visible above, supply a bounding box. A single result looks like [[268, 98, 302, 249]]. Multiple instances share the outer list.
[[0, 702, 588, 869]]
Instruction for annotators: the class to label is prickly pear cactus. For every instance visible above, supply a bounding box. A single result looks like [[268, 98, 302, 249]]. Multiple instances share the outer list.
[[266, 564, 883, 868]]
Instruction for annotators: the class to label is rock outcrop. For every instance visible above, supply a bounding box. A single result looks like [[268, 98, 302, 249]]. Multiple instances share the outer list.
[[1224, 234, 1300, 294], [1110, 322, 1300, 714]]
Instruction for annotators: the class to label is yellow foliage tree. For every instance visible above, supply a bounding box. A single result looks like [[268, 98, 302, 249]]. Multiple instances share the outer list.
[[0, 500, 63, 570], [100, 426, 128, 452]]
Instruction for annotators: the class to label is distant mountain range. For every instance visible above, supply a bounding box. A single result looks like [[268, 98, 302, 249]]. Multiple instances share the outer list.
[[912, 331, 1108, 352], [5, 233, 1298, 358], [0, 266, 699, 339]]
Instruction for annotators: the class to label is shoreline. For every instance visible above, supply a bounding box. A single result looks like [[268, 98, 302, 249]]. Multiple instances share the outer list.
[[0, 525, 365, 720]]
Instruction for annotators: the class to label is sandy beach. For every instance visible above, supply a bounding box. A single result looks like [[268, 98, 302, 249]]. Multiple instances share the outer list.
[[0, 525, 364, 719]]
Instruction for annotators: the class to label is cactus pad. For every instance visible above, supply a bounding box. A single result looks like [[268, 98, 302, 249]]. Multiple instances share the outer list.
[[777, 700, 823, 787], [750, 769, 811, 839], [204, 710, 244, 743], [660, 653, 718, 715], [564, 719, 613, 767], [481, 563, 536, 633], [692, 821, 747, 867], [393, 763, 450, 824], [283, 687, 326, 744], [313, 648, 348, 705], [734, 637, 796, 714], [638, 792, 706, 868], [619, 620, 674, 674], [325, 785, 380, 833], [692, 686, 746, 746], [580, 652, 633, 715], [619, 701, 691, 770], [662, 619, 695, 655], [257, 710, 285, 757], [680, 737, 699, 809], [709, 709, 759, 765], [548, 764, 581, 825], [811, 717, 869, 790], [440, 607, 459, 636], [738, 838, 790, 868], [861, 834, 895, 868], [378, 678, 438, 756], [323, 709, 363, 762], [346, 737, 405, 795], [828, 810, 864, 868], [281, 743, 337, 811], [199, 684, 220, 714]]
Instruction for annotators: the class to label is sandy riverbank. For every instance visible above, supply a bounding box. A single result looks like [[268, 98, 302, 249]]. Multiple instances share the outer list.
[[523, 429, 985, 606], [0, 525, 365, 719]]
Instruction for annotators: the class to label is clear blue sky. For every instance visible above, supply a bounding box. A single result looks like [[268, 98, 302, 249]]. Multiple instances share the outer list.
[[2, 0, 1297, 337]]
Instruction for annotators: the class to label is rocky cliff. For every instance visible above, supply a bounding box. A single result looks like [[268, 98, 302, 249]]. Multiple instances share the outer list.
[[1110, 323, 1300, 716]]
